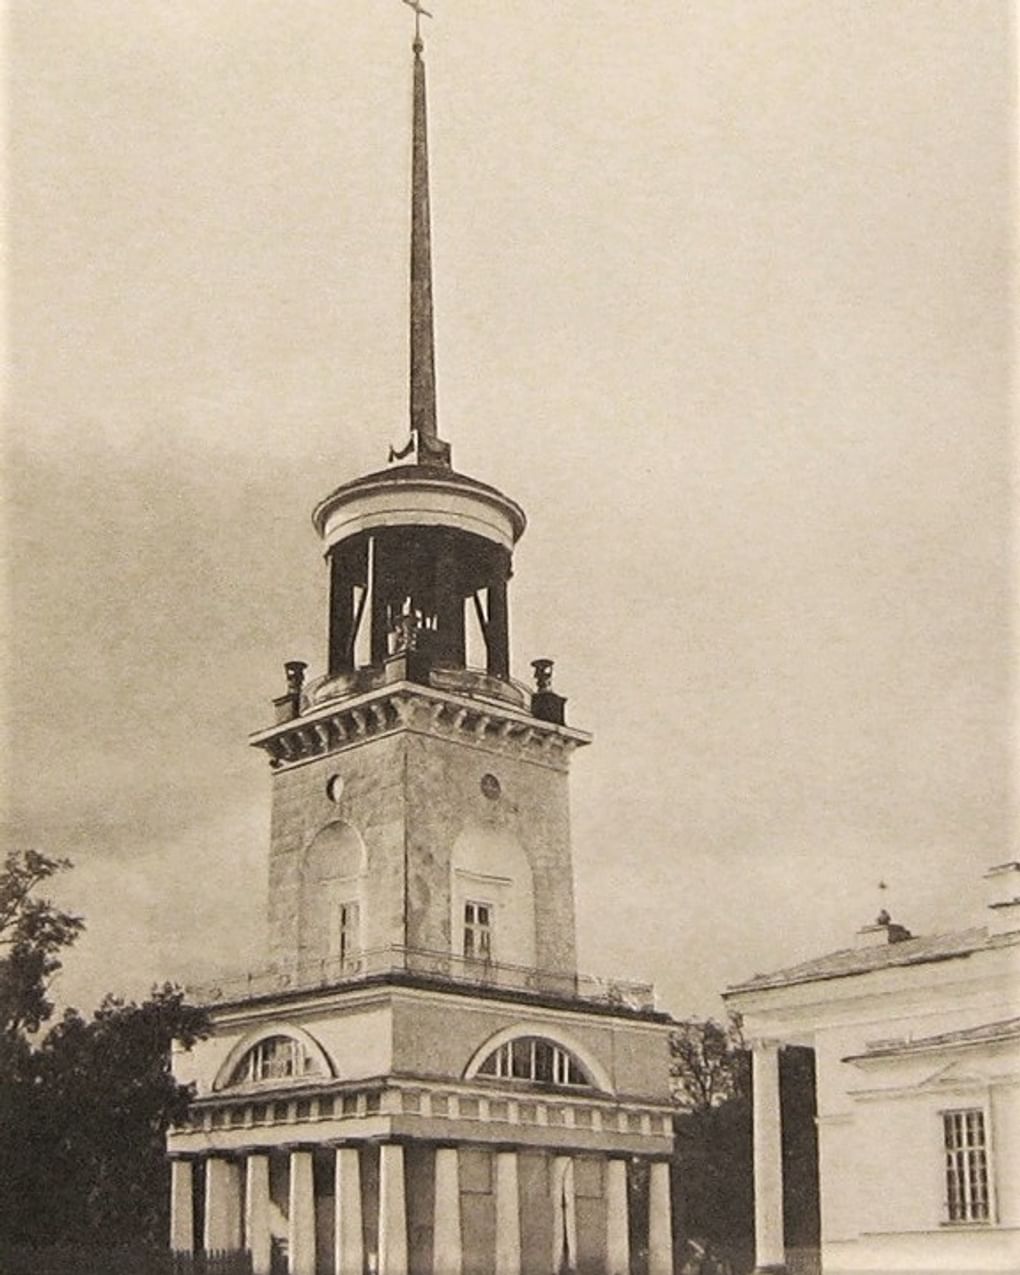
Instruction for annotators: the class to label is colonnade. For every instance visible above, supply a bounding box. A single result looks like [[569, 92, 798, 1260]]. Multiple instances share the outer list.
[[170, 1144, 674, 1275]]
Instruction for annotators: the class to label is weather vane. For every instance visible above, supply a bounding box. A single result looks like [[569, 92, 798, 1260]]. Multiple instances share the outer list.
[[401, 0, 433, 46]]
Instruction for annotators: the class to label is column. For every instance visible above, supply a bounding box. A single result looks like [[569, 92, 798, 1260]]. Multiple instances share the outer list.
[[169, 1158, 194, 1254], [486, 574, 509, 679], [369, 532, 390, 666], [648, 1160, 673, 1275], [378, 1142, 408, 1275], [245, 1153, 272, 1275], [551, 1155, 576, 1273], [433, 1147, 462, 1275], [205, 1156, 242, 1254], [289, 1149, 317, 1275], [329, 544, 356, 675], [752, 1040, 786, 1272], [494, 1150, 520, 1275], [434, 532, 466, 666], [605, 1159, 630, 1275], [335, 1146, 364, 1275]]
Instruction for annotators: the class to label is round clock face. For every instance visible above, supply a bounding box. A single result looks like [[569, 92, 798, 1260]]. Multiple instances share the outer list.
[[326, 774, 345, 804], [480, 773, 501, 801]]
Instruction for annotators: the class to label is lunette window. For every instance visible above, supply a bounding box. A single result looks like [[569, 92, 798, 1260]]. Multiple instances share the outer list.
[[229, 1036, 320, 1086], [477, 1036, 591, 1088]]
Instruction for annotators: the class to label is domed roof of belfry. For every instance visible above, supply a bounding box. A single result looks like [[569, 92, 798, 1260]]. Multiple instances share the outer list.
[[311, 463, 527, 543]]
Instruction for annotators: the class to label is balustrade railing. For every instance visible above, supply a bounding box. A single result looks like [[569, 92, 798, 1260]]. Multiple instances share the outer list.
[[190, 945, 655, 1012]]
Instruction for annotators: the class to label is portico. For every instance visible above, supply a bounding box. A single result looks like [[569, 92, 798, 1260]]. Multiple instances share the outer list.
[[170, 1143, 674, 1275], [167, 980, 677, 1274]]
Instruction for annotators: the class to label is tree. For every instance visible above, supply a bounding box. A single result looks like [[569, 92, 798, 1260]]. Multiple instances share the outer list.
[[0, 850, 84, 1048], [0, 851, 85, 1246], [670, 1015, 749, 1112], [670, 1017, 754, 1273], [0, 854, 211, 1251], [23, 985, 210, 1247]]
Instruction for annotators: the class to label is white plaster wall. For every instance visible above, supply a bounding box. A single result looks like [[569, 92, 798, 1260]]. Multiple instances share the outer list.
[[299, 1002, 392, 1080], [171, 998, 394, 1095], [816, 1116, 858, 1244], [172, 1025, 249, 1096], [990, 1082, 1020, 1229], [823, 1226, 1020, 1273]]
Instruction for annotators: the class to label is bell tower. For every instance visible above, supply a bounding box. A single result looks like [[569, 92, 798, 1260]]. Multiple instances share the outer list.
[[254, 23, 584, 984], [168, 17, 676, 1275]]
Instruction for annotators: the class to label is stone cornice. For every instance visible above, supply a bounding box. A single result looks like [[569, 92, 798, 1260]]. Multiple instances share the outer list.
[[250, 681, 591, 773], [167, 1072, 675, 1160]]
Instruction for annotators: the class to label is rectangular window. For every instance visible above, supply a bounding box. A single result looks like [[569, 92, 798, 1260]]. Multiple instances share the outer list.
[[463, 901, 493, 960], [339, 901, 360, 968], [944, 1109, 991, 1223]]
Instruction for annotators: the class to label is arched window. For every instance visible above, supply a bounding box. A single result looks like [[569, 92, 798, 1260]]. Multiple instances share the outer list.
[[475, 1036, 592, 1088], [450, 824, 535, 969], [299, 820, 366, 968], [227, 1035, 324, 1086]]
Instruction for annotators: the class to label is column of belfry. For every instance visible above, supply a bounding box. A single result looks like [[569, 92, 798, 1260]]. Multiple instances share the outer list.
[[166, 9, 677, 1275]]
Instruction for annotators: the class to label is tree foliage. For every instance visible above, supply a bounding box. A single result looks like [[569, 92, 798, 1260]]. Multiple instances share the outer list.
[[670, 1017, 754, 1271], [670, 1014, 749, 1111], [0, 853, 210, 1249], [25, 985, 210, 1246], [0, 850, 84, 1046]]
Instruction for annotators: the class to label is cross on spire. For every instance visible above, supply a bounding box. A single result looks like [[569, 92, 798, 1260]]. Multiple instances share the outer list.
[[401, 0, 433, 49]]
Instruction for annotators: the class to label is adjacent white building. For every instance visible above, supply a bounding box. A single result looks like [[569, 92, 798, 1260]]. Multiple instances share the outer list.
[[725, 862, 1020, 1274]]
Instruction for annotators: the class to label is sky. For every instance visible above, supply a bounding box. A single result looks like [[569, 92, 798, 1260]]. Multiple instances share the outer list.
[[5, 1, 1016, 1020]]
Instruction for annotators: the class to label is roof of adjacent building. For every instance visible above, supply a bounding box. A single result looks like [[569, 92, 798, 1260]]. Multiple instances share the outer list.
[[844, 1016, 1020, 1061], [724, 925, 1019, 997]]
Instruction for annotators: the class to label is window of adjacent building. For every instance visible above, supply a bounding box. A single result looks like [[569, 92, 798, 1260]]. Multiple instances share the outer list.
[[463, 901, 493, 960], [944, 1109, 991, 1223], [229, 1035, 321, 1086], [476, 1036, 591, 1088], [339, 900, 360, 967]]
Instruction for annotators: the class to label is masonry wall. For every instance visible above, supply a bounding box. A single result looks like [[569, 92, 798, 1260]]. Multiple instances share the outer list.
[[265, 720, 579, 976], [267, 735, 407, 963], [403, 730, 577, 973]]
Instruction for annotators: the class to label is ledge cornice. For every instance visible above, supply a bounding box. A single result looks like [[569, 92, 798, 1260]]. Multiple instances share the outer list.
[[250, 680, 591, 773]]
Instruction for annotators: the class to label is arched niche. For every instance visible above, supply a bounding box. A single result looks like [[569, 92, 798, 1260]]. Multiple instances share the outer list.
[[463, 1023, 612, 1093], [298, 819, 367, 968], [213, 1023, 335, 1092], [449, 823, 535, 969]]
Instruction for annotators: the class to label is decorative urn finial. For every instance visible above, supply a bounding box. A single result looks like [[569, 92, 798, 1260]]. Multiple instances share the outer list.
[[530, 658, 566, 726]]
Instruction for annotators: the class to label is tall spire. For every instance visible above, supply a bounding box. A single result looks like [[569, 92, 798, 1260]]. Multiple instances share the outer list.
[[406, 7, 451, 469]]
